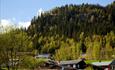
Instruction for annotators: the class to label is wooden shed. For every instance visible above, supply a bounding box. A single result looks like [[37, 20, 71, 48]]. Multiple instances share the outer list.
[[91, 60, 115, 70], [59, 59, 86, 70]]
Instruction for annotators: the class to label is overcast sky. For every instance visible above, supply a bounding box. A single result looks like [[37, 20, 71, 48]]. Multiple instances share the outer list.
[[0, 0, 114, 28]]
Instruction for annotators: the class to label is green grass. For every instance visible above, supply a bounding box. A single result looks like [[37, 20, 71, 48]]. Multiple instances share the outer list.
[[85, 60, 111, 64], [0, 68, 8, 70]]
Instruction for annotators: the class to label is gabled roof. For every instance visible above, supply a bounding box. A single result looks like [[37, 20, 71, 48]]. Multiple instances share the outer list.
[[35, 54, 50, 58], [92, 61, 111, 66], [110, 60, 115, 65], [91, 60, 115, 66], [59, 59, 83, 65]]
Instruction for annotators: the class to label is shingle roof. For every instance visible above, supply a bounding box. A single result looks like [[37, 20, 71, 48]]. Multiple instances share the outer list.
[[35, 54, 50, 58], [59, 59, 82, 65], [92, 61, 111, 66], [91, 60, 115, 66], [110, 60, 115, 65]]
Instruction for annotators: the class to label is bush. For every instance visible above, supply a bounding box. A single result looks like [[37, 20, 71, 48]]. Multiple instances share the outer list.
[[22, 56, 47, 69]]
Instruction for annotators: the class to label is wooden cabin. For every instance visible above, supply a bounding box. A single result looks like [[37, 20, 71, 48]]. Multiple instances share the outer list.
[[59, 59, 86, 70], [91, 60, 115, 70]]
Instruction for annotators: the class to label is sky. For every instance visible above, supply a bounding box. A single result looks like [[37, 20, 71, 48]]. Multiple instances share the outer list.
[[0, 0, 114, 28]]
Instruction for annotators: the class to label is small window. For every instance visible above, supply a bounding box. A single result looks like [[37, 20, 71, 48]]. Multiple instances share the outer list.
[[77, 64, 79, 68], [73, 64, 76, 68]]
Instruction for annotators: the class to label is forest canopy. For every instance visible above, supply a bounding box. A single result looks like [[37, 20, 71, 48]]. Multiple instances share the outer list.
[[26, 2, 115, 60]]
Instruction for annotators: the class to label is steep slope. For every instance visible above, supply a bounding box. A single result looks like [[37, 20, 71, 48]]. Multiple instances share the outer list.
[[27, 2, 115, 38]]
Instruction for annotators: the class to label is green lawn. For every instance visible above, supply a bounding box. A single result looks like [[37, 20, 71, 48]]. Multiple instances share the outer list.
[[85, 60, 111, 64]]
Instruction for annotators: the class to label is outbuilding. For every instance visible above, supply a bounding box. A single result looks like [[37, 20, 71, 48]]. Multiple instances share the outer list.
[[91, 60, 115, 70], [59, 59, 86, 70]]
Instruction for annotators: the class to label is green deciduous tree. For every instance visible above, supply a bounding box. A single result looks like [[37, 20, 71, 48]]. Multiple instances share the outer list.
[[0, 28, 33, 70]]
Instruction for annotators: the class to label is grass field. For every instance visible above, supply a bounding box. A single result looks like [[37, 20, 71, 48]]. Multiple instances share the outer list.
[[85, 60, 111, 64]]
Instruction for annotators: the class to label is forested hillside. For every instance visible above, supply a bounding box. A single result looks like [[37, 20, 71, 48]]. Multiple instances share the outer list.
[[28, 2, 115, 37], [27, 2, 115, 60]]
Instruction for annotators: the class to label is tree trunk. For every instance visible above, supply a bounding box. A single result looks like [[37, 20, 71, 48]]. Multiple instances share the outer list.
[[7, 65, 10, 70]]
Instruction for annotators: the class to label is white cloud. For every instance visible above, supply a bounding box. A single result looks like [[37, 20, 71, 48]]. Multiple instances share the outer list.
[[0, 19, 15, 29], [0, 19, 31, 30], [18, 21, 30, 29], [37, 8, 44, 16], [0, 19, 15, 32]]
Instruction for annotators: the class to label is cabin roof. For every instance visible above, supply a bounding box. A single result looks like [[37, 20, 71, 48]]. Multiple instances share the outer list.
[[110, 60, 115, 65], [35, 54, 50, 58], [59, 59, 83, 65], [92, 61, 111, 66], [91, 60, 115, 66]]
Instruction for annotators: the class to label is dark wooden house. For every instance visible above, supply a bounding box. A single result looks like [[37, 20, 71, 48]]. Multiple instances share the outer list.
[[91, 60, 115, 70], [59, 59, 86, 70]]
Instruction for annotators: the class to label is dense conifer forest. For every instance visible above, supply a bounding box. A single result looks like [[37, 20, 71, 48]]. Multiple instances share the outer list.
[[27, 1, 115, 60]]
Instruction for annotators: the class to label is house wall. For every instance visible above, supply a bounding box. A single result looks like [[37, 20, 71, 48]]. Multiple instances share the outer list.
[[111, 65, 115, 70], [60, 61, 86, 70]]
